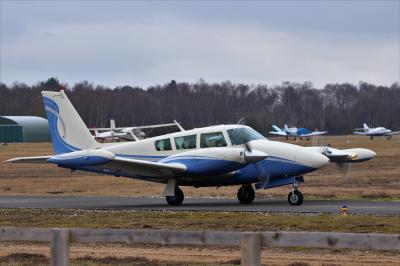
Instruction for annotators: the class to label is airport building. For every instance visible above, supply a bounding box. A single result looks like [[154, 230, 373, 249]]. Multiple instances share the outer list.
[[0, 116, 51, 143]]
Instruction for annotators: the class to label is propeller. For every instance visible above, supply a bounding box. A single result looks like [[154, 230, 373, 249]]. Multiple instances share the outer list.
[[231, 120, 270, 187], [243, 141, 270, 189]]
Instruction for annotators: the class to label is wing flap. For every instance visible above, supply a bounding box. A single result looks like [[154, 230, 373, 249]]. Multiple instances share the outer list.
[[102, 156, 187, 178]]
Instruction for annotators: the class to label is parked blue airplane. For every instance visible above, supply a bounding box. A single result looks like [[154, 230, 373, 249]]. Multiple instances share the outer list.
[[269, 124, 327, 140]]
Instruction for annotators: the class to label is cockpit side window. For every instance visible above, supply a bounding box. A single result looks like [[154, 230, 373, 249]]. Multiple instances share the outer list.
[[227, 127, 266, 146], [154, 138, 172, 151], [200, 132, 227, 148], [174, 134, 197, 150]]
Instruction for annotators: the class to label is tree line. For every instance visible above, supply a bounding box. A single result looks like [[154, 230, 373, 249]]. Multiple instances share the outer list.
[[0, 78, 399, 135]]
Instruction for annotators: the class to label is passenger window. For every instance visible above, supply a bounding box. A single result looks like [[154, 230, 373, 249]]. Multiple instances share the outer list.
[[155, 138, 172, 151], [200, 132, 227, 148], [174, 135, 197, 150]]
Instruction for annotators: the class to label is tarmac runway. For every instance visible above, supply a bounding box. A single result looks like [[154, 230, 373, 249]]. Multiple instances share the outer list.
[[0, 195, 399, 215]]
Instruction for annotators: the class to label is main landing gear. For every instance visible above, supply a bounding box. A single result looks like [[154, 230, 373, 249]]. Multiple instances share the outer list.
[[166, 186, 184, 206], [288, 183, 303, 206], [237, 184, 255, 204]]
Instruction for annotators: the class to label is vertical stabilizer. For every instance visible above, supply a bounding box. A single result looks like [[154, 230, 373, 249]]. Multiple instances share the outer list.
[[363, 123, 369, 131], [272, 125, 282, 132], [42, 90, 98, 154]]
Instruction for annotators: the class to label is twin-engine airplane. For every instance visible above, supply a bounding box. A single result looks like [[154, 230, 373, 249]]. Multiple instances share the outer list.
[[269, 124, 327, 140], [90, 119, 180, 142], [6, 91, 375, 206], [353, 123, 400, 140]]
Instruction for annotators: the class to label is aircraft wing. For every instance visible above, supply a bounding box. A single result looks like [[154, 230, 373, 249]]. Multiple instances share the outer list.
[[299, 131, 327, 137], [388, 131, 400, 135], [353, 131, 369, 135], [104, 156, 187, 178], [93, 123, 178, 131], [4, 156, 52, 163], [268, 131, 287, 136]]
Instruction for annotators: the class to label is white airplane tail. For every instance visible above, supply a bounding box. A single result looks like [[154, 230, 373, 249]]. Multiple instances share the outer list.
[[42, 90, 98, 154], [272, 125, 282, 132], [363, 123, 369, 131], [110, 119, 116, 130]]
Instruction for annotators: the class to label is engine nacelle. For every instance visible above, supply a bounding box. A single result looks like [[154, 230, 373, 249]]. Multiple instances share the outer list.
[[47, 149, 115, 167]]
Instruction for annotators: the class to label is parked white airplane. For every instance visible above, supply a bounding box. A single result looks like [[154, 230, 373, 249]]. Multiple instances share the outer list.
[[353, 123, 400, 140], [269, 124, 327, 140], [91, 119, 181, 142], [5, 90, 376, 206]]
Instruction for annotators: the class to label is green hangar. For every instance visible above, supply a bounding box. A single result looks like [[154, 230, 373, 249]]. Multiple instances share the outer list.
[[0, 116, 51, 143]]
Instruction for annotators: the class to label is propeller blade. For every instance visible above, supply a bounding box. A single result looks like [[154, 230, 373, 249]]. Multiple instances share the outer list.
[[337, 163, 352, 180], [244, 141, 252, 152], [237, 117, 246, 125]]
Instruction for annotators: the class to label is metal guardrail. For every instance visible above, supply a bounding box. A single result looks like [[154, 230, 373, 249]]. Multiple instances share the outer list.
[[0, 227, 399, 266]]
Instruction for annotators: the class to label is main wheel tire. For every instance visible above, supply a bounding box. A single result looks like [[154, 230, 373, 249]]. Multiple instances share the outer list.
[[237, 185, 255, 204], [166, 187, 184, 206], [288, 190, 304, 206]]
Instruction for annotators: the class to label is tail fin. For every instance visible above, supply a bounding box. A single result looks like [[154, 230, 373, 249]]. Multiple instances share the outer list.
[[110, 119, 116, 130], [284, 124, 289, 131], [42, 90, 98, 154], [272, 125, 282, 132], [363, 123, 369, 130]]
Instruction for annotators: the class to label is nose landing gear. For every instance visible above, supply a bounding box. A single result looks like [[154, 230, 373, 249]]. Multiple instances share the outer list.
[[288, 183, 303, 206], [237, 184, 255, 204]]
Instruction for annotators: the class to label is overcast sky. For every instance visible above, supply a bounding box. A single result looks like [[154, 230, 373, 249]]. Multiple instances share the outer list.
[[1, 0, 399, 88]]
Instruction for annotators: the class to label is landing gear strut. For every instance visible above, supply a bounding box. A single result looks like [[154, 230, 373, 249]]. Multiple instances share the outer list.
[[166, 186, 184, 206], [288, 183, 303, 206], [237, 184, 255, 204]]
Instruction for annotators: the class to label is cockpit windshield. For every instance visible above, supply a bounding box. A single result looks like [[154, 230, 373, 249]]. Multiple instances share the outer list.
[[227, 127, 266, 146]]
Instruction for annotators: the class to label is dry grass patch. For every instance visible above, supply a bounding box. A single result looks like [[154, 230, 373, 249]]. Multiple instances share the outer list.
[[0, 209, 399, 233]]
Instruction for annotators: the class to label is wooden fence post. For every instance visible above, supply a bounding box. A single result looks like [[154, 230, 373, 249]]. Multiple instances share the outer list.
[[51, 228, 70, 266], [241, 232, 261, 266]]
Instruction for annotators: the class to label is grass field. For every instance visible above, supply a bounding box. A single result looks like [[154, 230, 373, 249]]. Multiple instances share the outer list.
[[0, 136, 399, 265], [0, 209, 399, 265], [0, 135, 399, 200]]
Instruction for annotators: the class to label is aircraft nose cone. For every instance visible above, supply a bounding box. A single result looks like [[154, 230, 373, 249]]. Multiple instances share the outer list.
[[244, 149, 268, 163], [297, 149, 330, 169]]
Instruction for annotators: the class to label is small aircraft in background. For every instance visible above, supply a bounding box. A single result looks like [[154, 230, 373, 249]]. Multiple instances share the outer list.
[[353, 123, 400, 140], [6, 90, 375, 206], [90, 119, 183, 142], [269, 124, 327, 140]]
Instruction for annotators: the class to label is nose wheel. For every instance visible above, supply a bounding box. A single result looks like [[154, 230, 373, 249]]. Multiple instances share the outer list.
[[288, 189, 303, 206], [166, 186, 184, 206], [237, 185, 255, 204]]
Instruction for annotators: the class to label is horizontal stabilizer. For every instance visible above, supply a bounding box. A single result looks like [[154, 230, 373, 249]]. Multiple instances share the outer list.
[[5, 156, 52, 163]]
